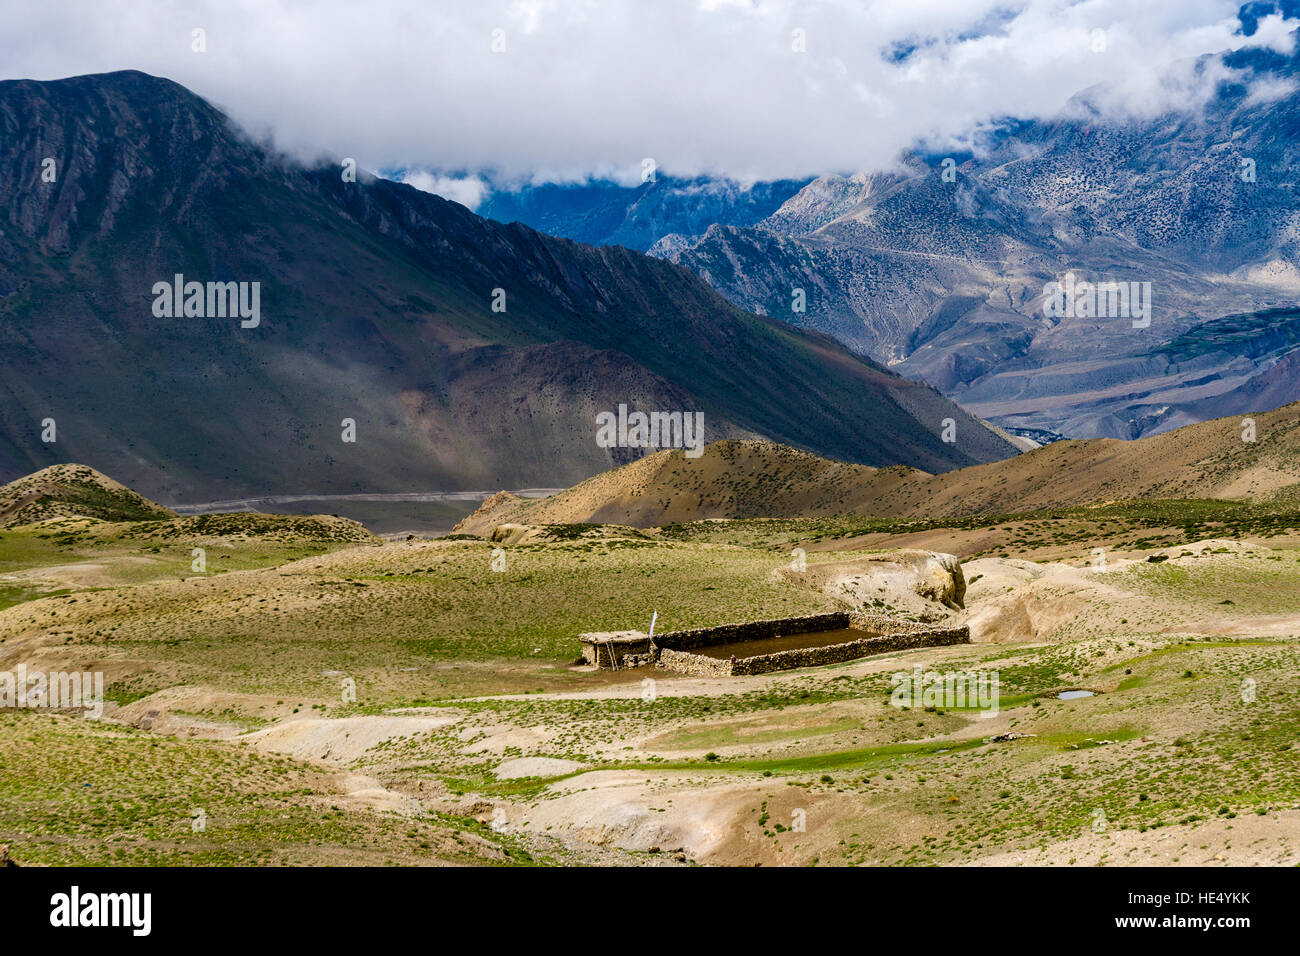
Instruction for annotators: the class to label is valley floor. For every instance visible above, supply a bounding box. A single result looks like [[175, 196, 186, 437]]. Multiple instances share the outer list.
[[3, 507, 1300, 866]]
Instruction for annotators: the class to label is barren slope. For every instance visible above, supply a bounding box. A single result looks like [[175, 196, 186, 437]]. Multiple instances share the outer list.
[[0, 463, 175, 528], [455, 401, 1300, 531]]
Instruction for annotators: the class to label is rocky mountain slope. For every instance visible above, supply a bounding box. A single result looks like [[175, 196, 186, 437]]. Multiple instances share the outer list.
[[454, 400, 1300, 530], [654, 30, 1300, 440], [477, 174, 809, 252], [465, 11, 1298, 444], [0, 71, 1018, 504]]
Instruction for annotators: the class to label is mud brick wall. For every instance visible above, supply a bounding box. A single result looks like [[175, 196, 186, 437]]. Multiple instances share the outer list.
[[584, 639, 651, 667]]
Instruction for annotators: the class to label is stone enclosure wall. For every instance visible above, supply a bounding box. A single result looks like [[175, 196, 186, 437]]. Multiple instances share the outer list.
[[656, 647, 735, 678], [729, 625, 968, 676], [581, 611, 969, 676], [655, 612, 850, 652]]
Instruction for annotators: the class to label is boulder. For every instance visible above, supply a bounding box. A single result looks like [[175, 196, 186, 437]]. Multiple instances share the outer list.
[[920, 551, 966, 609]]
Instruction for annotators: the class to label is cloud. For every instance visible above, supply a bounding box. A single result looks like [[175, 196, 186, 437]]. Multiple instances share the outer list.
[[0, 0, 1293, 182], [399, 171, 489, 209]]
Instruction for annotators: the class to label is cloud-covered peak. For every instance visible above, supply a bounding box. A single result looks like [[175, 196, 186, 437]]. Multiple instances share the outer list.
[[2, 1, 1295, 182]]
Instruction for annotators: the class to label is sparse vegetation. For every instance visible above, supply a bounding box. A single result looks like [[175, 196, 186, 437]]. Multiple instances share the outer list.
[[4, 460, 1300, 867]]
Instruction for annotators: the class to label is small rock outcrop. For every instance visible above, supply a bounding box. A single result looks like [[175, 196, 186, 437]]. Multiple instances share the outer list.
[[490, 523, 538, 545], [783, 549, 967, 619]]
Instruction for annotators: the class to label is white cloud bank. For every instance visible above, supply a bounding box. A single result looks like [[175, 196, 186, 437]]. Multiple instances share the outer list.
[[1, 0, 1294, 183], [399, 171, 489, 209]]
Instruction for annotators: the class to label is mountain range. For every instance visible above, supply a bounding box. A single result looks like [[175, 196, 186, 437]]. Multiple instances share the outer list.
[[471, 15, 1300, 442], [0, 70, 1018, 504], [477, 174, 809, 254]]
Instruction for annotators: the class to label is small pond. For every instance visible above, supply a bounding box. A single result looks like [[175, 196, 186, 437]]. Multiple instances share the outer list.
[[691, 627, 881, 661]]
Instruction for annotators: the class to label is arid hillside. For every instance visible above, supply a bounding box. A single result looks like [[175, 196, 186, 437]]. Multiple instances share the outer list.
[[0, 464, 176, 529], [455, 401, 1300, 532], [0, 71, 1018, 502]]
